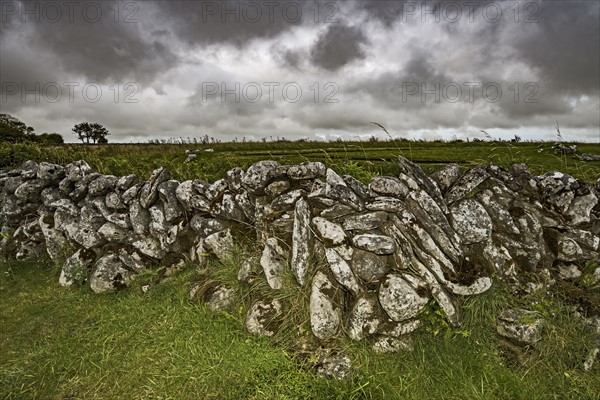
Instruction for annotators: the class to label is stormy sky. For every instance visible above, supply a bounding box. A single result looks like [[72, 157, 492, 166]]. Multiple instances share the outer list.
[[1, 0, 599, 143]]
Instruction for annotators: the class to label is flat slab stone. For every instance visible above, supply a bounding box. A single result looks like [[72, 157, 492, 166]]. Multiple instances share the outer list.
[[310, 271, 342, 340], [351, 234, 396, 255]]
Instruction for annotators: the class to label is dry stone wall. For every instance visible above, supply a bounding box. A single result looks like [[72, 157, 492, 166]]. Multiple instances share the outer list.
[[1, 157, 600, 350]]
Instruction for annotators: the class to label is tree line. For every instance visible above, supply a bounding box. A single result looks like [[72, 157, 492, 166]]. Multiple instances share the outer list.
[[0, 114, 110, 145]]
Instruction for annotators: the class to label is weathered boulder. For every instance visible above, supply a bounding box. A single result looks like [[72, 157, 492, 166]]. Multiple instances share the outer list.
[[378, 274, 429, 322], [245, 299, 283, 337], [325, 248, 362, 296], [88, 175, 117, 196], [37, 162, 65, 183], [139, 167, 169, 208], [444, 166, 489, 204], [241, 160, 284, 194], [351, 249, 389, 283], [430, 163, 461, 194], [39, 213, 70, 261], [449, 199, 493, 244], [205, 285, 236, 311], [312, 217, 346, 245], [369, 176, 409, 199], [260, 237, 287, 289], [347, 294, 381, 340], [497, 309, 543, 346], [287, 161, 326, 180], [59, 248, 96, 286], [158, 180, 183, 222], [204, 229, 235, 260], [265, 180, 291, 197], [90, 253, 134, 293], [310, 271, 342, 340]]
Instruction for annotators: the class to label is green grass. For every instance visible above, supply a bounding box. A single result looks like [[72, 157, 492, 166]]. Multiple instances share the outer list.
[[1, 140, 599, 183], [2, 258, 598, 400]]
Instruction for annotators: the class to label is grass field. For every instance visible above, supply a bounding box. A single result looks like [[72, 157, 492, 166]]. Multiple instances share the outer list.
[[1, 140, 599, 399], [1, 139, 599, 183], [1, 257, 599, 399]]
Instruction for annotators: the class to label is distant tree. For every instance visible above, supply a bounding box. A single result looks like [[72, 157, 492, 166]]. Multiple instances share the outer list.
[[72, 122, 110, 144], [0, 113, 35, 143], [36, 132, 64, 145], [90, 123, 110, 144], [72, 122, 92, 143]]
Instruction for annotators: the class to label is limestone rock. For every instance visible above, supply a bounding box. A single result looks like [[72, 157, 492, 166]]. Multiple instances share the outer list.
[[270, 189, 306, 211], [291, 198, 311, 286], [351, 249, 389, 283], [132, 236, 165, 259], [287, 161, 326, 180], [205, 285, 236, 311], [38, 213, 70, 261], [260, 238, 287, 289], [158, 180, 183, 222], [88, 175, 117, 196], [325, 248, 362, 296], [314, 352, 352, 380], [65, 160, 92, 181], [497, 309, 543, 346], [117, 248, 149, 273], [98, 222, 131, 244], [312, 217, 346, 245], [139, 167, 169, 208], [369, 176, 409, 199], [225, 167, 244, 191], [430, 163, 461, 194], [445, 166, 489, 204], [378, 274, 428, 322], [343, 175, 374, 200], [241, 160, 283, 194], [351, 234, 396, 255], [90, 253, 134, 293], [566, 192, 597, 226], [347, 294, 381, 340], [449, 199, 493, 244], [310, 271, 342, 340], [397, 156, 444, 204], [59, 248, 96, 286], [37, 162, 65, 183], [129, 201, 150, 235], [190, 214, 229, 237], [204, 229, 235, 260], [265, 180, 290, 197], [342, 211, 388, 231], [372, 336, 413, 354], [245, 299, 283, 337], [365, 197, 405, 213], [320, 203, 355, 219]]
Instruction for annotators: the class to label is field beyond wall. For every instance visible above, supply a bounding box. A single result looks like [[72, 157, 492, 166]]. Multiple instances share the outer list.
[[1, 139, 599, 183]]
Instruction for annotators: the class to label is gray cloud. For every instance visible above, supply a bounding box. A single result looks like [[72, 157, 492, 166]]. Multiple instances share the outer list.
[[0, 0, 598, 142], [310, 23, 368, 70], [1, 1, 178, 85]]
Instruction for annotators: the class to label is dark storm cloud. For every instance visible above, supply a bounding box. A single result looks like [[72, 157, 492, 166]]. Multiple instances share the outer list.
[[510, 1, 600, 95], [310, 23, 368, 70], [0, 0, 598, 141], [153, 0, 342, 47], [1, 1, 178, 84]]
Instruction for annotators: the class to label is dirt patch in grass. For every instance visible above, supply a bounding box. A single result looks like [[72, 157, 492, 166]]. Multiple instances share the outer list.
[[552, 280, 600, 317]]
